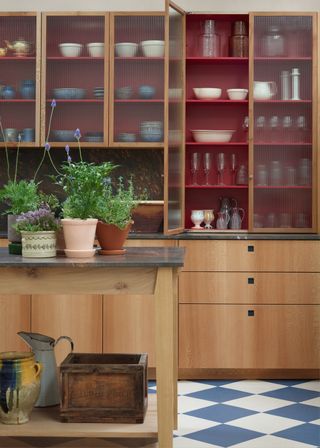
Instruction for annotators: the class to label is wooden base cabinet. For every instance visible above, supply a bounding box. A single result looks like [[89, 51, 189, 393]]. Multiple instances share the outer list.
[[0, 295, 31, 352], [178, 239, 320, 376]]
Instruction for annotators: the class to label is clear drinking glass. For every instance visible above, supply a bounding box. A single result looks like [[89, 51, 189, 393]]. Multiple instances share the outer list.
[[230, 153, 237, 185], [191, 152, 201, 185], [242, 116, 249, 142], [269, 115, 280, 143], [203, 152, 212, 185], [203, 209, 214, 229], [217, 152, 225, 185], [200, 20, 220, 57]]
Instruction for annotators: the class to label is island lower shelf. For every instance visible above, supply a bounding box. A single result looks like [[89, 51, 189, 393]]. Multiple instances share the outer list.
[[0, 395, 158, 439]]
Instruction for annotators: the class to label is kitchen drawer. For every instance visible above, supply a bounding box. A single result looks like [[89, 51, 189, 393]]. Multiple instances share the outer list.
[[125, 239, 176, 247], [179, 272, 320, 304], [179, 304, 320, 369], [179, 240, 320, 272]]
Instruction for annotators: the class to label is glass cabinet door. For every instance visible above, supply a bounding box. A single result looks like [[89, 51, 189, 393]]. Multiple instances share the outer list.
[[0, 13, 40, 147], [109, 13, 165, 147], [42, 13, 108, 147], [251, 13, 316, 232]]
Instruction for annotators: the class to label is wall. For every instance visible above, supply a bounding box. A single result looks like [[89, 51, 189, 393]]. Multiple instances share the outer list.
[[1, 0, 319, 12]]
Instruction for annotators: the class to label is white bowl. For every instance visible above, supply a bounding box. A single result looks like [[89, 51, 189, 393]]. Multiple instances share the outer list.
[[59, 43, 83, 57], [227, 88, 248, 100], [191, 130, 235, 143], [140, 40, 165, 58], [193, 88, 222, 100], [115, 42, 138, 57], [86, 42, 104, 57]]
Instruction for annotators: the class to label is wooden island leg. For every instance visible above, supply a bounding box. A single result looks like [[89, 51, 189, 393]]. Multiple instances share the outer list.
[[155, 267, 175, 448]]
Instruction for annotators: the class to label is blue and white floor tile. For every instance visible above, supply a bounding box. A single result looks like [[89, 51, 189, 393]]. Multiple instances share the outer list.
[[149, 379, 320, 447]]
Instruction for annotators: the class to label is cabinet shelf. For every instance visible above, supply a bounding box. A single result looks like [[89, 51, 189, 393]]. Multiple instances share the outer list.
[[186, 57, 248, 63], [187, 100, 248, 104], [186, 142, 248, 146], [254, 100, 312, 104], [0, 99, 35, 102], [46, 99, 104, 103], [255, 185, 312, 189], [0, 56, 36, 60], [255, 142, 312, 146], [115, 99, 164, 103], [254, 57, 312, 61], [47, 57, 104, 61], [186, 185, 248, 189], [115, 56, 164, 61]]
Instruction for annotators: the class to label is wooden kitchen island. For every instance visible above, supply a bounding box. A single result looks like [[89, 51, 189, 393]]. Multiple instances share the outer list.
[[0, 247, 184, 448]]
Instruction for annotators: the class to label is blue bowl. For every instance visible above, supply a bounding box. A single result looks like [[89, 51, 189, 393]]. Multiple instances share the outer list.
[[138, 85, 156, 99], [51, 130, 76, 141], [52, 88, 86, 99], [118, 133, 136, 142]]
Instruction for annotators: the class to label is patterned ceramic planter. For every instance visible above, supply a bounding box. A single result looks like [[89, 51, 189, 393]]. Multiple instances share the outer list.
[[0, 352, 41, 424], [21, 231, 56, 258]]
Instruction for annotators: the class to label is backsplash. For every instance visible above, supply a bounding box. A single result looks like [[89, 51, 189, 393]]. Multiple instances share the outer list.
[[0, 147, 163, 233]]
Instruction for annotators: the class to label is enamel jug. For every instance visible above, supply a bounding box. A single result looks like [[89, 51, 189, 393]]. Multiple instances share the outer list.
[[253, 81, 277, 100], [18, 332, 73, 407]]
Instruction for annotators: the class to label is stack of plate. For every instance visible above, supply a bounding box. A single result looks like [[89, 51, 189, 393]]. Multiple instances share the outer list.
[[93, 87, 104, 98], [84, 131, 103, 142]]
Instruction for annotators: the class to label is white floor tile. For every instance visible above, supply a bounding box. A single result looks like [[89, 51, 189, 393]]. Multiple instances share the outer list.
[[302, 397, 320, 408], [310, 418, 320, 425], [174, 414, 219, 436], [178, 395, 216, 413], [228, 412, 302, 434], [222, 380, 286, 395], [293, 381, 320, 392], [177, 381, 216, 395], [230, 434, 317, 448], [174, 437, 221, 448], [225, 395, 293, 412]]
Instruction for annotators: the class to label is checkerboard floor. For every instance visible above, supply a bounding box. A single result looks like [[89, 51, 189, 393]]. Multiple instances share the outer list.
[[148, 379, 320, 448]]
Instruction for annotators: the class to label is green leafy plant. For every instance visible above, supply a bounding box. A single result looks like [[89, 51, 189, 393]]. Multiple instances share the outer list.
[[96, 177, 139, 229], [55, 161, 116, 220], [0, 180, 40, 215], [14, 206, 60, 233]]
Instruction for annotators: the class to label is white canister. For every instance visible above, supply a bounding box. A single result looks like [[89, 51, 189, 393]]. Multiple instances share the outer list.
[[21, 231, 56, 258]]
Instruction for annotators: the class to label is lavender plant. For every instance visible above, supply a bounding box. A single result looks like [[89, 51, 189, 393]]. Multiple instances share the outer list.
[[14, 206, 60, 233]]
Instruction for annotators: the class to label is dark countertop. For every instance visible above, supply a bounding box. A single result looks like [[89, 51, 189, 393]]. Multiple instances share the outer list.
[[0, 247, 185, 268]]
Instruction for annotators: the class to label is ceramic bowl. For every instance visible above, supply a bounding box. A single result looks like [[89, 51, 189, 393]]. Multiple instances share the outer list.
[[191, 129, 235, 143], [118, 133, 136, 142], [59, 43, 83, 57], [138, 85, 156, 99], [115, 86, 133, 99], [4, 128, 18, 142], [115, 42, 138, 57], [140, 40, 165, 58], [193, 88, 222, 100], [52, 88, 86, 99], [227, 88, 248, 100], [51, 130, 76, 142], [86, 42, 104, 57]]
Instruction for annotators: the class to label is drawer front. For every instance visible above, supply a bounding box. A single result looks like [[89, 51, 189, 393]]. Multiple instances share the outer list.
[[125, 239, 176, 247], [179, 304, 320, 369], [179, 240, 320, 272], [179, 272, 320, 304]]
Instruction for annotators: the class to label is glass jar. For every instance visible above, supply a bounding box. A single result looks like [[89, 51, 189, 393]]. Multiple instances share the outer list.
[[230, 21, 248, 57], [199, 20, 220, 57], [261, 26, 285, 57]]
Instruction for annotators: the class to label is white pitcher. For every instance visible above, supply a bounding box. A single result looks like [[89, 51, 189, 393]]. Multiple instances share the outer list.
[[254, 81, 277, 100]]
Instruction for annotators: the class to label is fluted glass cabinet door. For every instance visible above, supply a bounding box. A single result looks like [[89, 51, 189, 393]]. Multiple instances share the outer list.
[[164, 2, 186, 233], [42, 13, 108, 147], [109, 13, 165, 147], [250, 13, 317, 232], [0, 13, 40, 147]]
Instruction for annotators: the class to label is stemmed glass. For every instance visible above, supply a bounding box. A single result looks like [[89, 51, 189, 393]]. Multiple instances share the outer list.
[[217, 152, 225, 185], [203, 209, 215, 229], [242, 115, 249, 142], [203, 153, 212, 185], [191, 152, 201, 185], [230, 153, 237, 185]]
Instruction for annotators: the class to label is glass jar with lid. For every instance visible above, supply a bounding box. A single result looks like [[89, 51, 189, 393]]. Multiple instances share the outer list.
[[199, 19, 220, 57], [230, 21, 248, 57], [261, 26, 286, 57]]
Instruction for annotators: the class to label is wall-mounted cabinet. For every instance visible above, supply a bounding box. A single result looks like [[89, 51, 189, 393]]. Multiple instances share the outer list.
[[0, 13, 41, 147], [41, 12, 109, 147]]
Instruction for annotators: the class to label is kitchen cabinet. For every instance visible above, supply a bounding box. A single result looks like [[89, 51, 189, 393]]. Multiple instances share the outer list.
[[178, 239, 320, 376], [0, 13, 41, 147], [41, 12, 109, 147], [0, 295, 31, 352]]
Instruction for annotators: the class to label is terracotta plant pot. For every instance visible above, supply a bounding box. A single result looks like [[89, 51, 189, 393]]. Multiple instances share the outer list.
[[61, 218, 98, 258], [96, 221, 132, 255]]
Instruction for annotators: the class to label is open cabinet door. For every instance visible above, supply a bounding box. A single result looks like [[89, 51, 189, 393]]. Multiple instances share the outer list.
[[164, 1, 186, 234]]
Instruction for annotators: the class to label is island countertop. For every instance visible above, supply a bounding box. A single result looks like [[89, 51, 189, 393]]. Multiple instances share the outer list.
[[0, 247, 185, 268]]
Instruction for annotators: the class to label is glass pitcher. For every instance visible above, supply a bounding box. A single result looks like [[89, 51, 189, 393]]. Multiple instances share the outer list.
[[230, 207, 245, 230], [216, 211, 230, 230]]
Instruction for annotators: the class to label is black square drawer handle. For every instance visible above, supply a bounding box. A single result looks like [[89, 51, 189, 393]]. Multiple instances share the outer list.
[[248, 310, 255, 317], [248, 277, 255, 284], [248, 245, 254, 252]]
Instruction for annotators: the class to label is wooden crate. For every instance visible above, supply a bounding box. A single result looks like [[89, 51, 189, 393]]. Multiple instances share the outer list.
[[60, 353, 148, 423]]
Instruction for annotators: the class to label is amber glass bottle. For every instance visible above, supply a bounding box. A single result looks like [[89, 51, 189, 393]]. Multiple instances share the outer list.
[[230, 21, 248, 57]]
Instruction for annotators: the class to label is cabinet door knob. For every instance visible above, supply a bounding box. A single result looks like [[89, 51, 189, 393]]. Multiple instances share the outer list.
[[247, 245, 254, 252], [248, 310, 255, 317], [248, 277, 255, 284]]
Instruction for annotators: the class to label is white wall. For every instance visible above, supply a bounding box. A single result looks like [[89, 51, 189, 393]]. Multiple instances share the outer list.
[[1, 0, 319, 12]]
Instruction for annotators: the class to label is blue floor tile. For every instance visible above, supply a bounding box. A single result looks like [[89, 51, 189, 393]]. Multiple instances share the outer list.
[[267, 380, 313, 387], [187, 387, 250, 403], [186, 403, 256, 423], [274, 423, 320, 446], [187, 424, 263, 447], [267, 403, 320, 422], [194, 380, 237, 387], [262, 387, 319, 403]]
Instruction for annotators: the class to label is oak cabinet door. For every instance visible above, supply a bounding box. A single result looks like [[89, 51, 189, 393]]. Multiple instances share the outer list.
[[0, 295, 31, 352]]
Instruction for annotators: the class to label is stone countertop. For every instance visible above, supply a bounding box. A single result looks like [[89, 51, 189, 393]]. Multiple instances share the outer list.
[[0, 247, 185, 268]]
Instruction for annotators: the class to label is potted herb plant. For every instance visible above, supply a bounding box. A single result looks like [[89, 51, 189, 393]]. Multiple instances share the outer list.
[[14, 205, 60, 258], [96, 177, 139, 255], [55, 160, 115, 258]]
